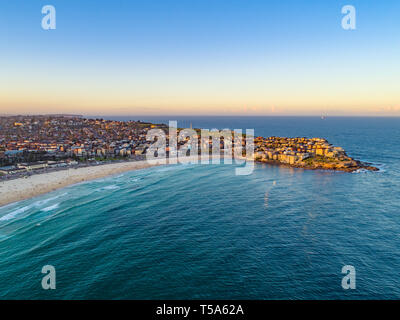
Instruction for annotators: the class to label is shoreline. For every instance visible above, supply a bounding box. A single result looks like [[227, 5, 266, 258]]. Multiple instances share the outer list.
[[0, 159, 163, 208], [0, 154, 378, 208], [0, 156, 219, 208]]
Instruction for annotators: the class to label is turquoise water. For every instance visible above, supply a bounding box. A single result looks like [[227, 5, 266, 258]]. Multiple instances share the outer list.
[[1, 117, 400, 299]]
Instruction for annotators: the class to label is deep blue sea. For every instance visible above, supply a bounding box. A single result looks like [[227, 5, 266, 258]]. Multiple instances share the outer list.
[[1, 116, 400, 299]]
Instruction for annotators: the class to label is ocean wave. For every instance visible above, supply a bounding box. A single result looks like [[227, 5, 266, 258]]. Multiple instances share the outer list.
[[103, 185, 120, 190], [95, 184, 120, 192], [33, 193, 67, 207], [374, 163, 386, 173], [0, 193, 67, 222], [152, 165, 177, 173], [352, 165, 385, 174], [41, 203, 60, 212], [352, 169, 369, 174], [0, 205, 31, 221]]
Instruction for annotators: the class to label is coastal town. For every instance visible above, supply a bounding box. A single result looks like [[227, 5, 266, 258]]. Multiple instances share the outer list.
[[0, 115, 165, 178], [0, 115, 378, 179]]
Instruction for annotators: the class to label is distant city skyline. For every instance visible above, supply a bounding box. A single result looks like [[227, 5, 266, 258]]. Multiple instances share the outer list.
[[1, 0, 400, 116]]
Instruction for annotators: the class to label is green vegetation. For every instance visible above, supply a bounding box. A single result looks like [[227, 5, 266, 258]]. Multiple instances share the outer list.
[[103, 156, 127, 161], [306, 155, 338, 164], [92, 156, 128, 162], [304, 158, 315, 165]]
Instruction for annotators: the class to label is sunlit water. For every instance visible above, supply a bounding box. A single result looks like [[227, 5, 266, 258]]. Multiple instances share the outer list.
[[1, 117, 399, 299]]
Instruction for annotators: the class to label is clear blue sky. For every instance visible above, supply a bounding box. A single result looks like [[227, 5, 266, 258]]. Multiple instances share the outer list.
[[1, 0, 399, 116]]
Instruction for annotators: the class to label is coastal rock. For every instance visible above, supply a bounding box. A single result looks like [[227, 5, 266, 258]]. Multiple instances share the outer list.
[[253, 136, 379, 173]]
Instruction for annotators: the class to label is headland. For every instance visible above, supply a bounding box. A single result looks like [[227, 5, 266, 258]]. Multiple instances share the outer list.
[[253, 136, 379, 172]]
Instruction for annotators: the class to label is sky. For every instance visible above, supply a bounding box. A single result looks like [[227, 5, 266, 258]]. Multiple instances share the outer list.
[[1, 0, 400, 116]]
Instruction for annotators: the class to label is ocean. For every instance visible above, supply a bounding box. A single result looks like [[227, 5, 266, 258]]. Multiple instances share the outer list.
[[1, 116, 400, 299]]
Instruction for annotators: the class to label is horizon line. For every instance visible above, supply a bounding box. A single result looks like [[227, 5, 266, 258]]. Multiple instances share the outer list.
[[1, 113, 400, 118]]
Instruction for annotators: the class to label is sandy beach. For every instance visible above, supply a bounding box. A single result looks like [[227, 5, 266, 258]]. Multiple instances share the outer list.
[[0, 160, 164, 208], [0, 155, 225, 208]]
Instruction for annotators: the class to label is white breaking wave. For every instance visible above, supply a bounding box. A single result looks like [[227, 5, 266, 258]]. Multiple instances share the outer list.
[[41, 203, 60, 212], [33, 193, 66, 207], [95, 184, 120, 192], [104, 185, 119, 190], [0, 205, 32, 221], [0, 193, 67, 222]]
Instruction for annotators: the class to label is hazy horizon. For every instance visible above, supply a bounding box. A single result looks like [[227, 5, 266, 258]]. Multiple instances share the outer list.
[[2, 113, 400, 119]]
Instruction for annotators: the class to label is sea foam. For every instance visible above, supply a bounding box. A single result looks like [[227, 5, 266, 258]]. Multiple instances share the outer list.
[[0, 205, 31, 221], [41, 203, 60, 212]]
